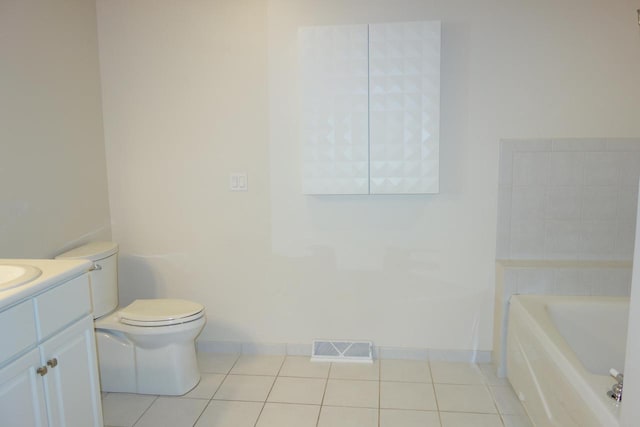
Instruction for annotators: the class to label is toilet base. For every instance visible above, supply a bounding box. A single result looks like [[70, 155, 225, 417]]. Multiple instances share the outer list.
[[95, 316, 205, 395]]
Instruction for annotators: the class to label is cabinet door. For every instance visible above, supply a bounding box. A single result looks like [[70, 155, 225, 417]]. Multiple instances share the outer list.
[[369, 21, 441, 194], [299, 24, 370, 195], [40, 316, 103, 427], [0, 348, 49, 427], [300, 21, 440, 195]]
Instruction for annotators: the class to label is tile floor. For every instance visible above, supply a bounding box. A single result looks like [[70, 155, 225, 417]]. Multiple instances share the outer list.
[[101, 353, 533, 427]]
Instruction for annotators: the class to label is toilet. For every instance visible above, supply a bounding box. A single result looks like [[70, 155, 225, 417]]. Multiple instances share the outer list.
[[56, 241, 206, 395]]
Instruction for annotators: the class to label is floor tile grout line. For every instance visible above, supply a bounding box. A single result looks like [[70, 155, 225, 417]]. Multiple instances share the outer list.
[[190, 398, 214, 427], [485, 382, 506, 420], [320, 403, 379, 409], [189, 355, 237, 427], [379, 379, 435, 384], [427, 360, 444, 427], [251, 354, 286, 427], [487, 384, 518, 427], [435, 387, 502, 416], [439, 409, 509, 426], [213, 400, 320, 406], [130, 395, 159, 427], [378, 359, 381, 427], [369, 407, 441, 413], [190, 352, 240, 426], [223, 372, 288, 378], [315, 361, 332, 427], [211, 353, 240, 397], [440, 410, 509, 415]]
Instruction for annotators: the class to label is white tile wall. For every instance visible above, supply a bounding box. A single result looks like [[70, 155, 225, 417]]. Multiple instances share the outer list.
[[497, 138, 640, 260]]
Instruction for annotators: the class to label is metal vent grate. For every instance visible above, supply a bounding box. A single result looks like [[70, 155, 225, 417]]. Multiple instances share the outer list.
[[311, 340, 373, 363]]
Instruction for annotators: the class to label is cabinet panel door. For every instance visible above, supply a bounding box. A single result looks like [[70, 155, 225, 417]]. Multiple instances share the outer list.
[[40, 316, 103, 427], [0, 348, 48, 427], [299, 24, 370, 195], [369, 21, 440, 194]]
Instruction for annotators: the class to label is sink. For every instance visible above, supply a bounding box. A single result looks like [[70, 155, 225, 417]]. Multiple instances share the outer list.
[[0, 264, 42, 291]]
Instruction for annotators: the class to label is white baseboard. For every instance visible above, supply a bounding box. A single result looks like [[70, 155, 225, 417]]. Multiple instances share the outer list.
[[196, 340, 491, 363]]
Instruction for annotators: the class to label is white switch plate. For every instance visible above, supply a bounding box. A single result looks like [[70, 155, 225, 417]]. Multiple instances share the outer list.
[[230, 173, 248, 191]]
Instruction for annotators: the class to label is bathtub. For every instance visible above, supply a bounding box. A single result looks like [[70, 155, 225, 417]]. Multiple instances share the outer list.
[[507, 295, 628, 426]]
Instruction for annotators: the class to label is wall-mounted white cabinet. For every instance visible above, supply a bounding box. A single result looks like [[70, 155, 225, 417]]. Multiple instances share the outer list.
[[299, 21, 441, 195]]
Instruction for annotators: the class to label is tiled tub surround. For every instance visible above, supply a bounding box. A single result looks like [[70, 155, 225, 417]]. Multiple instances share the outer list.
[[497, 138, 640, 260], [494, 138, 639, 377], [492, 260, 632, 377], [102, 353, 532, 427]]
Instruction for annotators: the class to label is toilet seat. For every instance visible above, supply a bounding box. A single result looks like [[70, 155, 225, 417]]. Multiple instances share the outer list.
[[119, 299, 204, 327]]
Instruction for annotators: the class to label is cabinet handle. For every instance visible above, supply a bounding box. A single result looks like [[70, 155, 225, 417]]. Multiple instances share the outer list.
[[36, 366, 48, 376], [47, 358, 58, 368]]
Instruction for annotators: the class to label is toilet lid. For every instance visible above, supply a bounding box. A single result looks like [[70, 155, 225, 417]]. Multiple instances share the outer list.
[[119, 299, 204, 327]]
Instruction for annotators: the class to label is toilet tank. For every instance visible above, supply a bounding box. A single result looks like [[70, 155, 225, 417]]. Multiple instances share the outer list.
[[56, 241, 119, 318]]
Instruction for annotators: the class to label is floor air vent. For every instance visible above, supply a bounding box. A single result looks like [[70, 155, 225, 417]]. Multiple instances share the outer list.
[[311, 340, 373, 363]]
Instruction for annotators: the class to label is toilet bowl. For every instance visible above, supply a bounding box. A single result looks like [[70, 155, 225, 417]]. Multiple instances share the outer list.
[[56, 242, 206, 395], [95, 298, 205, 395]]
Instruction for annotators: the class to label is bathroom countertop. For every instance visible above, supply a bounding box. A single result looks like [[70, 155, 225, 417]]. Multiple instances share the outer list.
[[0, 258, 91, 310]]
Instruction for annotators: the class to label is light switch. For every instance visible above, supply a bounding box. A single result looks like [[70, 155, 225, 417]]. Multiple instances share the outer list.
[[230, 173, 248, 191]]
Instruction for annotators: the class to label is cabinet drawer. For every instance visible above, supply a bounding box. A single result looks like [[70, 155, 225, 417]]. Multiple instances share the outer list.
[[35, 274, 91, 340], [0, 300, 37, 364]]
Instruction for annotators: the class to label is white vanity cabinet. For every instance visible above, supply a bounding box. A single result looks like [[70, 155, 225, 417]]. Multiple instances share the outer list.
[[0, 348, 48, 426], [0, 273, 103, 427]]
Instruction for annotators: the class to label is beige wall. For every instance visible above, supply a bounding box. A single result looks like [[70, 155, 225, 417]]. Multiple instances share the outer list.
[[97, 0, 640, 352], [0, 0, 111, 258]]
